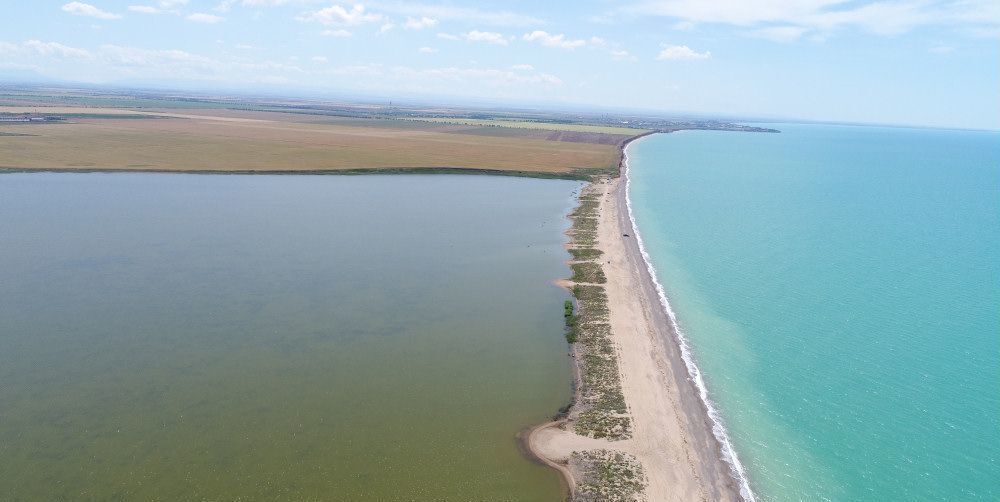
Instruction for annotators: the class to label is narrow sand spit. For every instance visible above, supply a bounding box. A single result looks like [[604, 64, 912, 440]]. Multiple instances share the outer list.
[[529, 175, 741, 501]]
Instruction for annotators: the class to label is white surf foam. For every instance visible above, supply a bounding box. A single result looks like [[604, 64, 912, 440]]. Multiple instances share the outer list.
[[622, 136, 758, 502]]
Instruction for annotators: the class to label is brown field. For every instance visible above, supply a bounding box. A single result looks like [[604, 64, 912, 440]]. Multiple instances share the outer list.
[[0, 107, 631, 178]]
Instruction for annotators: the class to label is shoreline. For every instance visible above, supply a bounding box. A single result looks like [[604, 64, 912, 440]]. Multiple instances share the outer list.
[[527, 133, 745, 500], [0, 166, 596, 181], [7, 129, 753, 499], [621, 137, 757, 501]]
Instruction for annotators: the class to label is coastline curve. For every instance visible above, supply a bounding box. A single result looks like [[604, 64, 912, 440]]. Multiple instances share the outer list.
[[622, 134, 758, 502]]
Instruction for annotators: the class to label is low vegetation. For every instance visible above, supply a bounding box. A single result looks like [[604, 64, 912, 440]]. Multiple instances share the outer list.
[[569, 195, 601, 245], [568, 248, 603, 261], [561, 184, 631, 441], [571, 262, 607, 284], [564, 300, 578, 343], [571, 285, 629, 440], [571, 449, 647, 502]]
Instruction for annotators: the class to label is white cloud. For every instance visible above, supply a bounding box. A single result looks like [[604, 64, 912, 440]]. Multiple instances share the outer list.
[[625, 0, 839, 26], [388, 66, 563, 87], [0, 40, 94, 68], [100, 44, 213, 67], [215, 0, 327, 11], [128, 1, 189, 14], [329, 63, 383, 76], [752, 25, 808, 42], [463, 30, 508, 45], [523, 33, 635, 61], [436, 32, 460, 40], [656, 44, 711, 60], [803, 1, 933, 35], [379, 22, 395, 33], [240, 0, 300, 5], [2, 37, 570, 99], [523, 30, 588, 49], [187, 12, 224, 23], [375, 3, 541, 27], [323, 29, 352, 37], [23, 40, 93, 59], [3, 40, 313, 84], [96, 44, 306, 82], [404, 16, 438, 29], [128, 5, 160, 14], [299, 4, 383, 26], [418, 46, 437, 53], [511, 64, 534, 70], [965, 25, 1000, 38], [327, 64, 563, 95], [621, 0, 1000, 39], [587, 13, 615, 24], [307, 63, 567, 102], [610, 49, 635, 61], [61, 2, 122, 20]]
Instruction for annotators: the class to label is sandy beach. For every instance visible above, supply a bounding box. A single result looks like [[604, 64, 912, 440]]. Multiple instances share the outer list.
[[529, 159, 743, 500]]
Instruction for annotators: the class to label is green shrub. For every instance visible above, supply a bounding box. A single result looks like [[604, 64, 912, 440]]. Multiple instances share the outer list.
[[568, 248, 603, 260]]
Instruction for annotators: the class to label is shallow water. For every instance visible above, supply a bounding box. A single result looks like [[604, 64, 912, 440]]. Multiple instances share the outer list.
[[0, 173, 579, 500], [628, 124, 1000, 501]]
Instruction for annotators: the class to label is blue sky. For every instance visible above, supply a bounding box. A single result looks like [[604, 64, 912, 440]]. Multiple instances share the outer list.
[[2, 1, 998, 129]]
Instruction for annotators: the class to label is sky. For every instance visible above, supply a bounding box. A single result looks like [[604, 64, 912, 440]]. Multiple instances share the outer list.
[[1, 1, 998, 129]]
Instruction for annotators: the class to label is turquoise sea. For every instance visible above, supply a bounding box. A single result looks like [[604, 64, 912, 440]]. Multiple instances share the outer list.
[[627, 124, 999, 501]]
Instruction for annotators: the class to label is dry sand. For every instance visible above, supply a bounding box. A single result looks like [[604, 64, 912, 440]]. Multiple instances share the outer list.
[[529, 175, 741, 501]]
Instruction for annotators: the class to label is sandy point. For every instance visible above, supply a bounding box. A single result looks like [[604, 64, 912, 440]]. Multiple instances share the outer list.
[[529, 174, 742, 502]]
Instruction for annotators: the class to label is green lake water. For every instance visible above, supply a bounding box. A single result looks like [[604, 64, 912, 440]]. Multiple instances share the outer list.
[[0, 173, 579, 501], [628, 124, 999, 501]]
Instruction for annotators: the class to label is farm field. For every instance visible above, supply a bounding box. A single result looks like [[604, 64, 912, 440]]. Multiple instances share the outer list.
[[401, 117, 649, 135], [0, 106, 633, 178]]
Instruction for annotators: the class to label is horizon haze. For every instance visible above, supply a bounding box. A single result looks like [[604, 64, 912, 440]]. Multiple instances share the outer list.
[[1, 0, 998, 130]]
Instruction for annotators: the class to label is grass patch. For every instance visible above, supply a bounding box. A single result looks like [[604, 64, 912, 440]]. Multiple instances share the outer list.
[[564, 300, 578, 344], [572, 199, 600, 217], [571, 216, 599, 247], [571, 262, 607, 284], [571, 450, 646, 502], [572, 285, 610, 321], [568, 248, 603, 261], [562, 183, 632, 440]]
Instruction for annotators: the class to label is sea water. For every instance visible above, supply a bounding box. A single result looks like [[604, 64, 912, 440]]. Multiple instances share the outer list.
[[627, 124, 999, 500], [0, 173, 578, 501]]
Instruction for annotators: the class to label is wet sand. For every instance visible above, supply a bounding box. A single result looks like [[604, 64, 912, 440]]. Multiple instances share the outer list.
[[529, 173, 742, 501]]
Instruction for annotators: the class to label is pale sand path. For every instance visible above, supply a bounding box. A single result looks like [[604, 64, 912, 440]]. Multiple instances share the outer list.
[[530, 176, 740, 501]]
